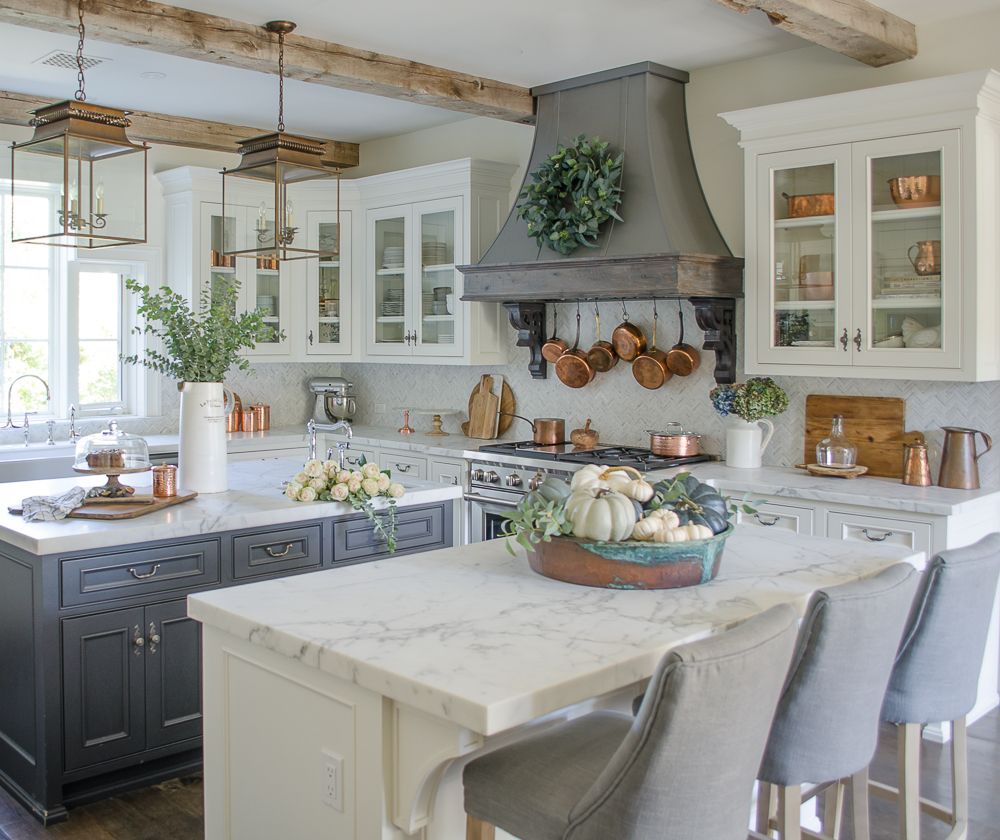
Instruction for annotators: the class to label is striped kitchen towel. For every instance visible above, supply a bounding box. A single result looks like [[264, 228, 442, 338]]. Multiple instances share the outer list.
[[21, 487, 88, 522]]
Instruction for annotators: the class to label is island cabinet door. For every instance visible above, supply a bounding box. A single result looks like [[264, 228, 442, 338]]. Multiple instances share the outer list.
[[62, 607, 146, 772], [145, 600, 202, 750]]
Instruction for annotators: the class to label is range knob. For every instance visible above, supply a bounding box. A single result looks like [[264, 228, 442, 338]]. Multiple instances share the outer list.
[[505, 474, 522, 488], [471, 468, 485, 482], [529, 470, 544, 491], [485, 471, 500, 484]]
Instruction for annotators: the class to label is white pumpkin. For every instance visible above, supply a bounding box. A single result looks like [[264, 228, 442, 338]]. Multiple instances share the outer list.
[[646, 508, 680, 529], [679, 524, 713, 541], [651, 527, 689, 543], [570, 464, 612, 492], [565, 488, 637, 542], [632, 516, 666, 541], [619, 478, 655, 503]]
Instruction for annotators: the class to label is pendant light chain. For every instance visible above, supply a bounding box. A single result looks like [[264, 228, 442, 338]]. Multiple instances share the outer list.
[[75, 0, 87, 102], [277, 30, 285, 132]]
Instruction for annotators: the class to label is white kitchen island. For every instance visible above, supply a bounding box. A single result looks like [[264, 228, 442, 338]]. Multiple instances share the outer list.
[[188, 528, 924, 840]]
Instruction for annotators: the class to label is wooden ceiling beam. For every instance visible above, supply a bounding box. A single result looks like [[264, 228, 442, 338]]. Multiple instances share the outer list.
[[711, 0, 917, 67], [0, 0, 536, 124], [0, 89, 360, 168]]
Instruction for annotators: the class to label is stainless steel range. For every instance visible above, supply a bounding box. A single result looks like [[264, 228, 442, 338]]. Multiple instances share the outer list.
[[464, 442, 713, 543]]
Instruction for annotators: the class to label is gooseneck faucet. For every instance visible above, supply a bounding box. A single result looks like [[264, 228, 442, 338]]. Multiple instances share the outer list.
[[307, 418, 353, 468], [5, 374, 51, 430]]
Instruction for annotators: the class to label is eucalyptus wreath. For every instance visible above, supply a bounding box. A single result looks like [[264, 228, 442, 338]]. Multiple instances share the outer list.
[[516, 134, 624, 256]]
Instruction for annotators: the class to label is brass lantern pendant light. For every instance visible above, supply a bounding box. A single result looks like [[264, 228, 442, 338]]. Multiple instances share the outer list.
[[221, 21, 341, 262], [10, 0, 148, 248]]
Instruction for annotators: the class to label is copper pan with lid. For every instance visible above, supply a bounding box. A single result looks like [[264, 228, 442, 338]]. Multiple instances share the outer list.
[[611, 301, 646, 362], [647, 423, 701, 456], [555, 304, 595, 388], [632, 301, 672, 390]]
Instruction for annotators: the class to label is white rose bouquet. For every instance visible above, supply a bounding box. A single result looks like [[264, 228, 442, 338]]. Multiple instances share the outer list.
[[285, 457, 406, 552]]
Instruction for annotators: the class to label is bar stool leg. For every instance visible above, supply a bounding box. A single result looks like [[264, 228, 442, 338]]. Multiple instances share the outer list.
[[898, 722, 922, 840], [851, 767, 871, 840], [758, 782, 777, 836], [951, 716, 969, 840], [777, 784, 802, 840], [823, 779, 845, 840], [466, 814, 495, 840]]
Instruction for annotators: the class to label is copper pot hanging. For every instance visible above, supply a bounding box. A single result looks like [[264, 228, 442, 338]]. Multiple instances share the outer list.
[[632, 302, 672, 390], [541, 303, 569, 363], [611, 301, 646, 362], [666, 304, 701, 377], [587, 302, 618, 372], [555, 304, 595, 388]]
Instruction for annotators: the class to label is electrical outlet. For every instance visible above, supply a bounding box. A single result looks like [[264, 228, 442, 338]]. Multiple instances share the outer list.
[[375, 403, 386, 415], [321, 749, 344, 811]]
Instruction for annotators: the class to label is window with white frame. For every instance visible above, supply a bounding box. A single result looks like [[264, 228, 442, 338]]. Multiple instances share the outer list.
[[1, 183, 156, 420]]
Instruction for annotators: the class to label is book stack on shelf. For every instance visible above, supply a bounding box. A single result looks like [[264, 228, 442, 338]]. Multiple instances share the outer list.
[[876, 275, 941, 300]]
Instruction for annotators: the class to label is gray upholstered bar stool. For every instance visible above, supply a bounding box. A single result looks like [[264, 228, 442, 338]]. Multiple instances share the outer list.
[[461, 603, 799, 840], [754, 562, 920, 840], [870, 533, 1000, 840]]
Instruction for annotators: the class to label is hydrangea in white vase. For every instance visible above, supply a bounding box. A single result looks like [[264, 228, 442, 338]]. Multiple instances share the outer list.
[[122, 277, 279, 493], [710, 378, 788, 469]]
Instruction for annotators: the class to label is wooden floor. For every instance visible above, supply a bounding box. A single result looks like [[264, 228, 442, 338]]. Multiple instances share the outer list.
[[0, 710, 998, 839]]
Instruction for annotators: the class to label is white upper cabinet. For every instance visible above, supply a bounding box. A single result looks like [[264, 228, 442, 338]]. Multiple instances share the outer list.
[[723, 70, 1000, 381]]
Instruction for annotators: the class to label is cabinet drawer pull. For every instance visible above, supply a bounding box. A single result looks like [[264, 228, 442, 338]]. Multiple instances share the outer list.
[[347, 456, 361, 466], [265, 543, 294, 558], [128, 563, 160, 579], [395, 463, 411, 472], [862, 528, 893, 542], [754, 514, 781, 526]]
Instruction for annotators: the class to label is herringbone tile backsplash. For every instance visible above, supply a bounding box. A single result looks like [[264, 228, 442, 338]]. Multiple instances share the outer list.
[[6, 300, 997, 485]]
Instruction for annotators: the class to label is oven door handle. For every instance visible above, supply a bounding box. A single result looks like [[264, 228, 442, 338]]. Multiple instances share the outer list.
[[463, 493, 521, 509]]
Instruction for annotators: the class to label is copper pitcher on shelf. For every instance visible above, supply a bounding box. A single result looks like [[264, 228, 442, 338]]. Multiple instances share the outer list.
[[907, 240, 941, 276], [938, 427, 992, 489]]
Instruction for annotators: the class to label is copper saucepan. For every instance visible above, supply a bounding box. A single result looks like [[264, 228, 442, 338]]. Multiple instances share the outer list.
[[500, 414, 566, 445], [666, 305, 701, 377], [556, 305, 595, 388], [647, 423, 701, 456], [587, 302, 618, 372], [632, 302, 672, 390], [612, 301, 646, 362], [541, 303, 569, 363]]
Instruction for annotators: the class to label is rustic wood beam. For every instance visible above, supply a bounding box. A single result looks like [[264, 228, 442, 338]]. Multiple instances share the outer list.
[[0, 89, 360, 168], [0, 0, 536, 124], [710, 0, 917, 67]]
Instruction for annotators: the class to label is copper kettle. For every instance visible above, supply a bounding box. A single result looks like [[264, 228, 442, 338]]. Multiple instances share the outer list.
[[938, 427, 993, 489]]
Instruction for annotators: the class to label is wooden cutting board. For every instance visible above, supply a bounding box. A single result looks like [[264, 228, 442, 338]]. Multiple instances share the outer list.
[[804, 395, 923, 479], [468, 375, 498, 439], [462, 378, 515, 437], [9, 492, 197, 520]]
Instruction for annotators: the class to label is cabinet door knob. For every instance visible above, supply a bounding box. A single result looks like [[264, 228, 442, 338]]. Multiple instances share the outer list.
[[133, 625, 145, 655], [308, 330, 314, 346], [862, 528, 893, 542], [854, 328, 862, 351], [148, 622, 160, 652], [840, 329, 849, 351]]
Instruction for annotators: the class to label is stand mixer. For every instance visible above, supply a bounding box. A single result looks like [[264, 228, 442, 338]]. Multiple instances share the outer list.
[[308, 377, 356, 426]]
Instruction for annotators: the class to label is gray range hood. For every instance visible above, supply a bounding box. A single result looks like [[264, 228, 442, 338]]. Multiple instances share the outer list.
[[459, 62, 743, 383]]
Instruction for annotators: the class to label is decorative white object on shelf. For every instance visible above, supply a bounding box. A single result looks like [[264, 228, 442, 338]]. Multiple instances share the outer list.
[[902, 316, 941, 348], [725, 417, 775, 469], [178, 382, 231, 493]]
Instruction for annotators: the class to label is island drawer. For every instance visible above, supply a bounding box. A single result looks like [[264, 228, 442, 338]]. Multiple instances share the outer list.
[[334, 503, 449, 562], [61, 540, 221, 607], [232, 525, 322, 579]]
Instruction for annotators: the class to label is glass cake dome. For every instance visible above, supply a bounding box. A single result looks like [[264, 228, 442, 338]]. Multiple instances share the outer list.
[[74, 420, 151, 471]]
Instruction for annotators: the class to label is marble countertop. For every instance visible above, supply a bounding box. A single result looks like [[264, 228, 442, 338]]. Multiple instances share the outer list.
[[188, 528, 923, 736], [0, 458, 462, 556], [672, 464, 1000, 517]]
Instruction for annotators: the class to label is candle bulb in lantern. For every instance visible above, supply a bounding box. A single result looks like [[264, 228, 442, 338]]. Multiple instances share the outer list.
[[95, 180, 105, 215], [69, 180, 79, 217], [285, 200, 294, 228], [258, 200, 267, 230]]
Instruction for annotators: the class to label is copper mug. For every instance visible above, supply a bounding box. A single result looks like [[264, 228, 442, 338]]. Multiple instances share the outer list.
[[901, 442, 932, 487], [907, 240, 941, 276]]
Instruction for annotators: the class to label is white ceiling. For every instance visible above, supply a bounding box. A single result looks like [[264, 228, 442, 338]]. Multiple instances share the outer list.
[[1, 0, 999, 144]]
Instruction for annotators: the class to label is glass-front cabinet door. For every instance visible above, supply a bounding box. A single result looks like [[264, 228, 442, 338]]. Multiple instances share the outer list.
[[201, 203, 240, 316], [756, 146, 852, 366], [852, 130, 961, 370], [415, 198, 461, 357], [370, 209, 407, 354], [240, 206, 289, 357], [306, 210, 352, 356]]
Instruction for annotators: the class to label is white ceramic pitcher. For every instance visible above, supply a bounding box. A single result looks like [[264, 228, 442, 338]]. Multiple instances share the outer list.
[[725, 417, 775, 469], [178, 381, 232, 493]]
